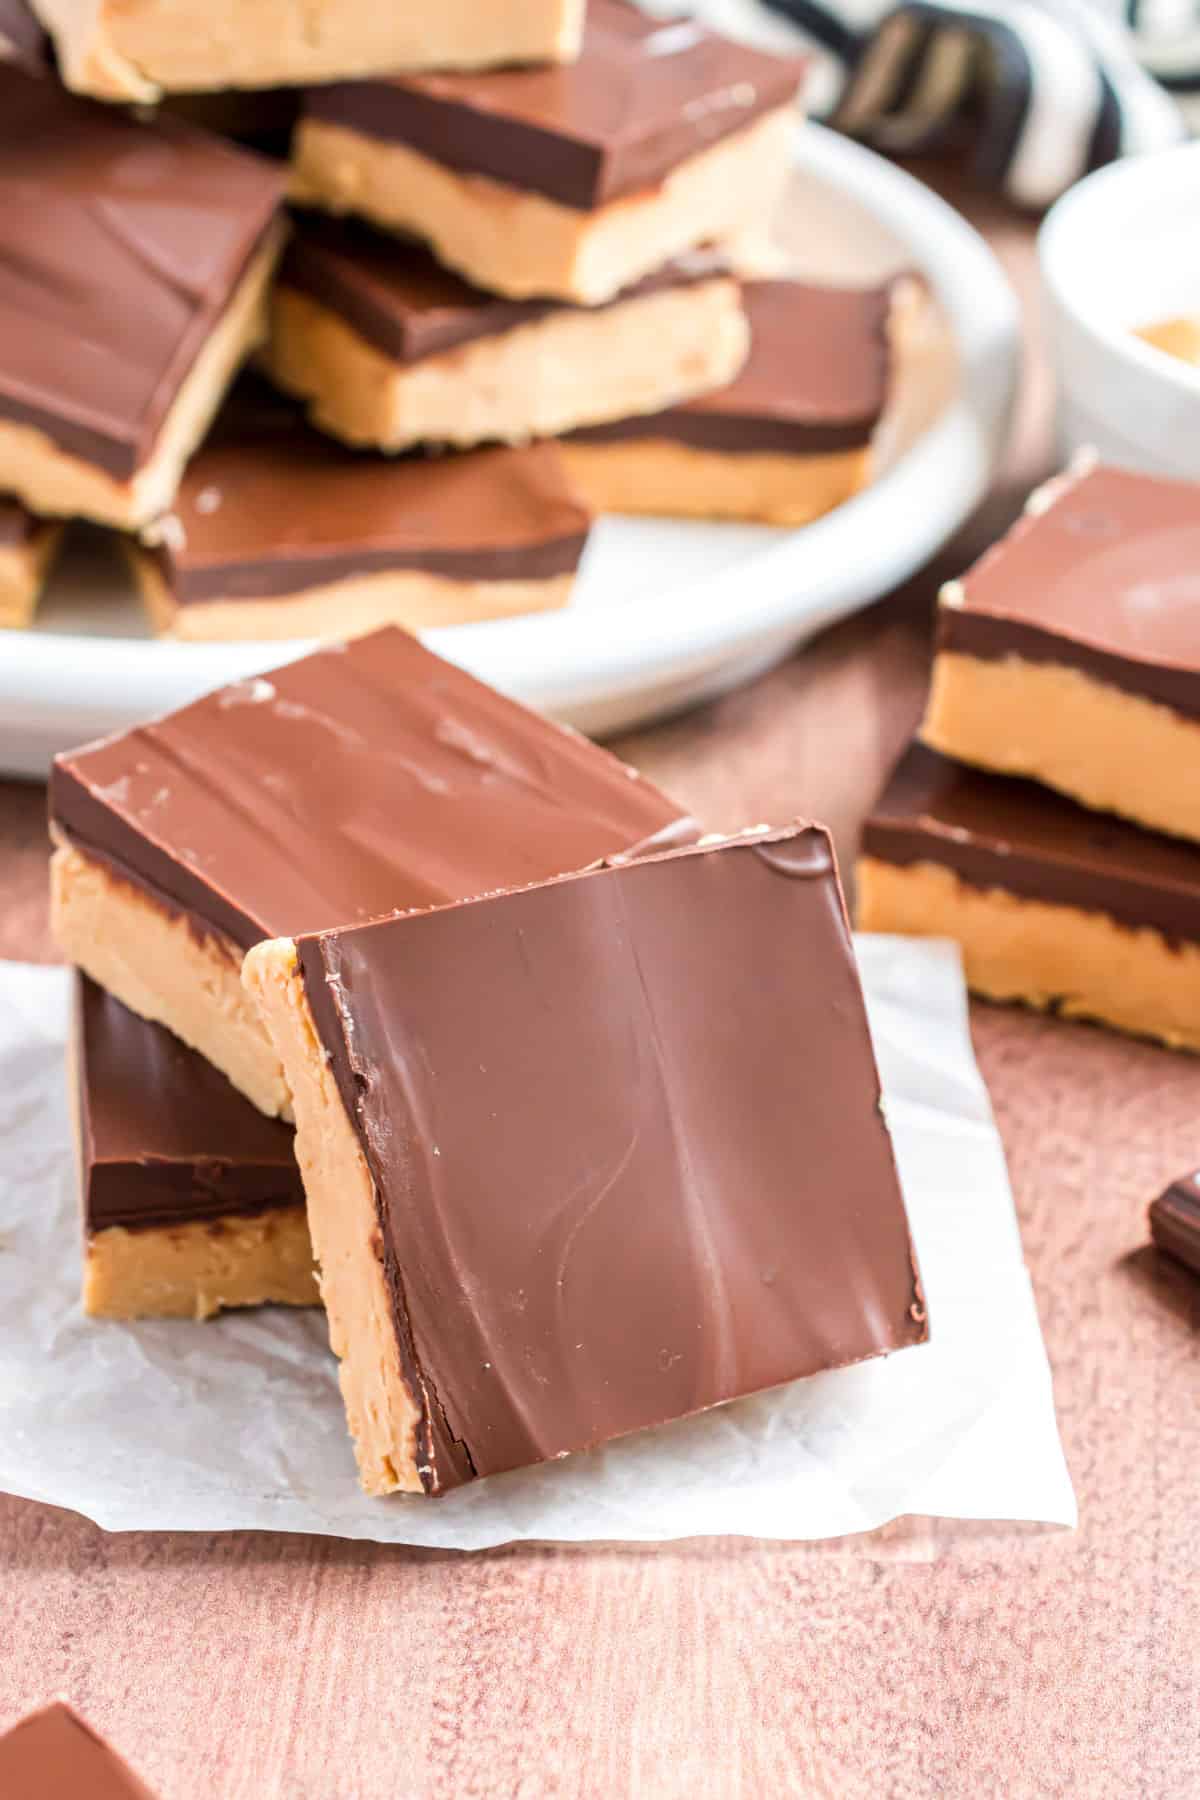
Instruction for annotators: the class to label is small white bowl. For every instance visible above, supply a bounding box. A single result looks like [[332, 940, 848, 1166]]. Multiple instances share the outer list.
[[1039, 142, 1200, 478]]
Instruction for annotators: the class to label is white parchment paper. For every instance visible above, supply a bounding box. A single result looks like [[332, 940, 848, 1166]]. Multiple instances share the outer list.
[[0, 940, 1075, 1546]]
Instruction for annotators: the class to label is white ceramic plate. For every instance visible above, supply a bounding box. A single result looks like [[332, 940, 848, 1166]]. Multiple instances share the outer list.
[[0, 124, 1018, 777]]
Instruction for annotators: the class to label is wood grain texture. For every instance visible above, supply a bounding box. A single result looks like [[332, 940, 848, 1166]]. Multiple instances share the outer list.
[[1, 175, 1199, 1800]]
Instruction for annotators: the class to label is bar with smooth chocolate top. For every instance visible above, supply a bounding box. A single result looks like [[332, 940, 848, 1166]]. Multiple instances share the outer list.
[[36, 0, 583, 104], [75, 979, 314, 1317], [562, 281, 892, 524], [923, 461, 1200, 843], [0, 493, 61, 628], [293, 0, 806, 304], [75, 974, 315, 1320], [244, 826, 926, 1498], [0, 68, 285, 529], [130, 403, 592, 639], [857, 742, 1200, 1051], [50, 627, 695, 1117], [1149, 1173, 1200, 1278], [265, 221, 748, 450], [0, 1703, 160, 1800]]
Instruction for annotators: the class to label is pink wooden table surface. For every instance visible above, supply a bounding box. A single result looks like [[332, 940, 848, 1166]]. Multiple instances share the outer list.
[[1, 178, 1197, 1800]]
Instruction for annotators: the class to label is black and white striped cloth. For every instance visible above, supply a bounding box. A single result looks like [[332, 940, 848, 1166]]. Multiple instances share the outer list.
[[646, 0, 1196, 203]]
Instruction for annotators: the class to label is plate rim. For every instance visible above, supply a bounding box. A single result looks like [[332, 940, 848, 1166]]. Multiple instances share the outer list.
[[0, 124, 1019, 771]]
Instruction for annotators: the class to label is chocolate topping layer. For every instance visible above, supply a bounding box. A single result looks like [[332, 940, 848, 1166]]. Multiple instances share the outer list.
[[298, 826, 925, 1495], [569, 282, 891, 455], [0, 69, 283, 478], [0, 1704, 159, 1800], [51, 627, 695, 952], [76, 974, 302, 1233], [1150, 1173, 1200, 1277], [303, 0, 805, 212], [157, 416, 591, 603], [862, 743, 1200, 946], [940, 463, 1200, 721], [0, 0, 45, 70], [0, 494, 36, 547], [280, 215, 730, 365]]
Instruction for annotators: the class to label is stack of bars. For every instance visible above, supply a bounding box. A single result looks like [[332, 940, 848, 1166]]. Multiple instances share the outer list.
[[0, 0, 908, 642], [858, 457, 1200, 1055], [51, 625, 928, 1497]]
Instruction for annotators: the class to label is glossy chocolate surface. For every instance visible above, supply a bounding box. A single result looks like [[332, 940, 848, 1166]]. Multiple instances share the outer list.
[[0, 0, 45, 70], [298, 827, 926, 1494], [51, 627, 695, 952], [0, 1703, 159, 1800], [939, 463, 1200, 721], [76, 975, 302, 1232], [1150, 1173, 1200, 1277], [862, 743, 1200, 945], [569, 282, 891, 454], [0, 69, 283, 477], [303, 0, 804, 211], [280, 216, 729, 365], [158, 405, 591, 603]]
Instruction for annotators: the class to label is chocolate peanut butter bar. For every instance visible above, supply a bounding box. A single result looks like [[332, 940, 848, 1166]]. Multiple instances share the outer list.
[[0, 69, 285, 530], [1149, 1173, 1200, 1278], [131, 410, 591, 640], [50, 628, 695, 1118], [562, 280, 894, 525], [0, 1703, 160, 1800], [293, 0, 805, 305], [923, 461, 1200, 844], [0, 495, 61, 628], [244, 827, 927, 1497], [265, 220, 749, 452], [75, 975, 315, 1320], [30, 0, 582, 100], [858, 743, 1200, 1052]]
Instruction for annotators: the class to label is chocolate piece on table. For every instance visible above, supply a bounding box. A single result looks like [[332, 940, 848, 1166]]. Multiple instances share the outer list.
[[50, 627, 696, 1118], [923, 459, 1200, 844], [857, 742, 1200, 1051], [563, 280, 894, 525], [131, 402, 592, 640], [0, 0, 46, 70], [0, 68, 285, 529], [75, 974, 315, 1320], [0, 494, 61, 628], [244, 825, 927, 1497], [293, 0, 806, 304], [0, 1702, 159, 1800], [1149, 1173, 1200, 1277], [265, 220, 749, 451], [30, 0, 582, 101]]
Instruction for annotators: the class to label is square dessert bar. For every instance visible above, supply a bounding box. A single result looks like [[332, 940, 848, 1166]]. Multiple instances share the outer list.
[[1150, 1172, 1200, 1278], [131, 398, 592, 640], [30, 0, 583, 100], [244, 826, 927, 1497], [293, 0, 806, 304], [50, 627, 695, 1118], [923, 460, 1200, 843], [0, 495, 61, 628], [563, 279, 896, 525], [75, 975, 315, 1320], [0, 1703, 160, 1800], [265, 219, 749, 452], [0, 69, 285, 529], [858, 743, 1200, 1052]]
